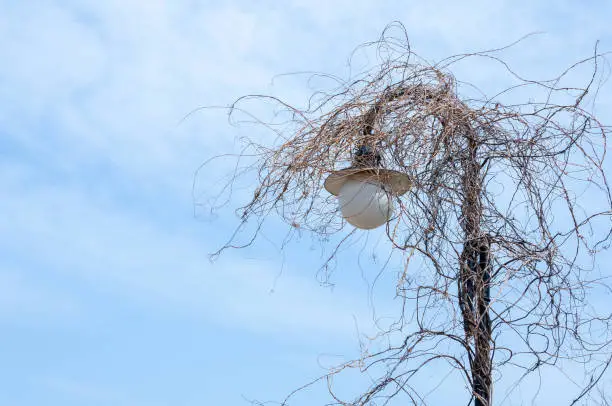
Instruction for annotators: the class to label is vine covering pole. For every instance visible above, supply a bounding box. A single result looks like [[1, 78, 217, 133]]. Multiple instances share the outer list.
[[201, 24, 612, 405], [459, 125, 492, 405]]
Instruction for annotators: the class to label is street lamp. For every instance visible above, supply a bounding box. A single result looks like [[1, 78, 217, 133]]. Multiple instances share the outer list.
[[324, 146, 411, 230]]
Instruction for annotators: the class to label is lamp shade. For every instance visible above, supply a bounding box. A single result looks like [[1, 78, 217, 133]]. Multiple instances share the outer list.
[[338, 179, 393, 229]]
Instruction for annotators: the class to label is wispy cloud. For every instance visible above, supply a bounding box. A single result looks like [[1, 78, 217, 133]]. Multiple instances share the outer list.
[[1, 1, 611, 405], [0, 159, 382, 341]]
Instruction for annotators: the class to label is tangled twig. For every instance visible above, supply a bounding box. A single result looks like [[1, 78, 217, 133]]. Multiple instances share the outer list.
[[199, 23, 612, 405]]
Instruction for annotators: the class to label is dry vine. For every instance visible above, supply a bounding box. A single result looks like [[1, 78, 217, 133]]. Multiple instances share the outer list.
[[199, 24, 612, 405]]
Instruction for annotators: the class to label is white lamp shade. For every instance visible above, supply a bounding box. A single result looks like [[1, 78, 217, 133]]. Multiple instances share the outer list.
[[338, 179, 393, 229]]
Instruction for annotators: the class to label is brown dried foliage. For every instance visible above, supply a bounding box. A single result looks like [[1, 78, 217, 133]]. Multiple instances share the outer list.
[[201, 24, 612, 405]]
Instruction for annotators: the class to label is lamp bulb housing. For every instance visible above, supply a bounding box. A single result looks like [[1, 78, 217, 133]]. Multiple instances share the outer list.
[[337, 179, 393, 230]]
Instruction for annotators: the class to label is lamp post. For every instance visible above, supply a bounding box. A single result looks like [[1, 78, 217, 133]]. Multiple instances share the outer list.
[[324, 135, 492, 405], [210, 31, 612, 404]]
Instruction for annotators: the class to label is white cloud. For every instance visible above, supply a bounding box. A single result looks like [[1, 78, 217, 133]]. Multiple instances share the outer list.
[[0, 160, 383, 342], [0, 2, 276, 186]]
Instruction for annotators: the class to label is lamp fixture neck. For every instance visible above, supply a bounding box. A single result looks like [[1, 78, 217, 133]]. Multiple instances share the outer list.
[[352, 144, 382, 168]]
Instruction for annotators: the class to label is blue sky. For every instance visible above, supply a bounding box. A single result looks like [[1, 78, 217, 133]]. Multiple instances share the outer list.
[[1, 1, 612, 405]]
